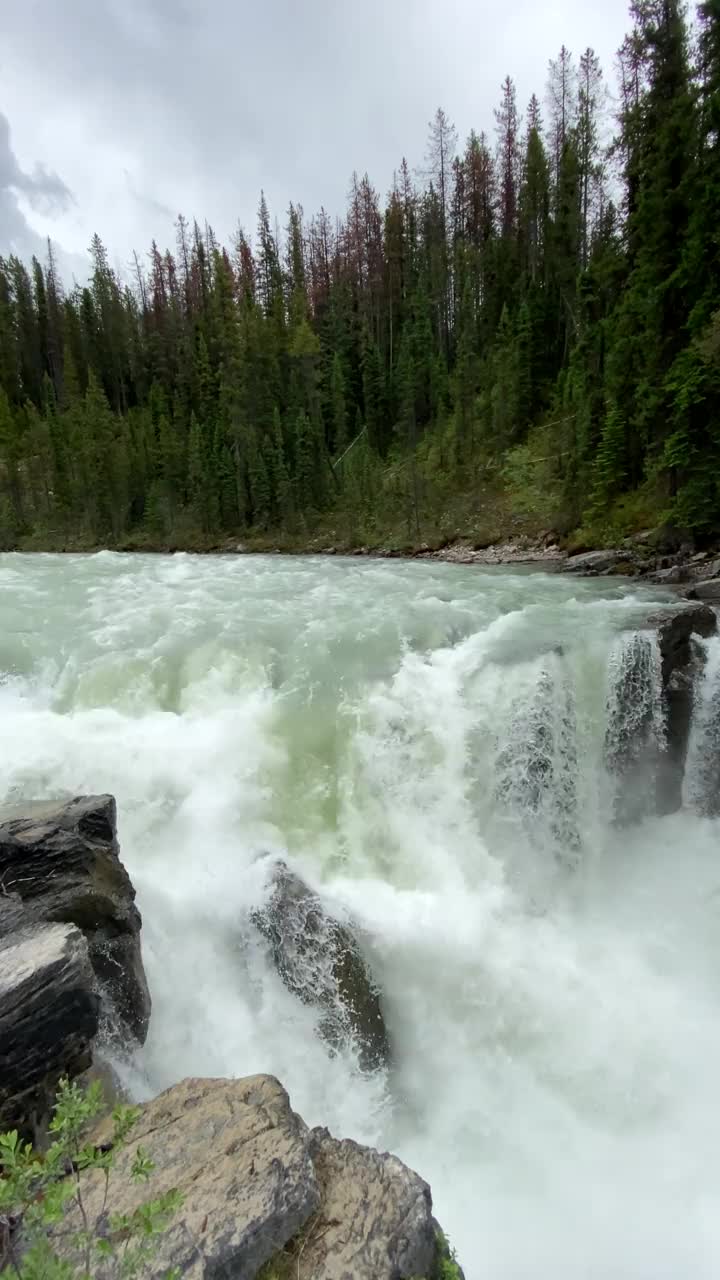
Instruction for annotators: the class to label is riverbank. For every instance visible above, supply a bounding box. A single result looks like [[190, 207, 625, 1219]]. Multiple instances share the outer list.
[[12, 525, 720, 591]]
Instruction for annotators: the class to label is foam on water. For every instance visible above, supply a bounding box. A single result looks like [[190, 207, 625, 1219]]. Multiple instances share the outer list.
[[1, 552, 719, 1278]]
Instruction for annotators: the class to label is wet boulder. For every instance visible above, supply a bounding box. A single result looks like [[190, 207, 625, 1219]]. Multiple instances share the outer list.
[[654, 603, 717, 668], [0, 795, 150, 1043], [606, 605, 717, 819], [253, 861, 390, 1073], [686, 577, 720, 602], [651, 604, 716, 814], [0, 923, 99, 1143]]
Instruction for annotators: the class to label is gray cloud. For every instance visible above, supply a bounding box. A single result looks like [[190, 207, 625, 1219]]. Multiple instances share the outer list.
[[0, 110, 87, 279], [3, 0, 634, 268]]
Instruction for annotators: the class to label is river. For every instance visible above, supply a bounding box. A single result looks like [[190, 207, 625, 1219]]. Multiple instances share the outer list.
[[2, 552, 720, 1278]]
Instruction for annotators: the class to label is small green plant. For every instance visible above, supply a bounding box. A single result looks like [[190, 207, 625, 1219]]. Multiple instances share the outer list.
[[433, 1229, 463, 1280], [0, 1078, 182, 1279]]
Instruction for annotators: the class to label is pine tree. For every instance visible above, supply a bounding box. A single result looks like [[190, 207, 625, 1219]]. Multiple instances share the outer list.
[[2, 13, 720, 546], [329, 352, 348, 455]]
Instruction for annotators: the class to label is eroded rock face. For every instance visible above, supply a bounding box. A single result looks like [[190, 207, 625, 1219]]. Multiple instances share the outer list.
[[654, 603, 717, 670], [252, 861, 390, 1073], [621, 605, 717, 815], [305, 1128, 438, 1280], [0, 795, 150, 1042], [605, 605, 718, 820], [0, 923, 99, 1141], [654, 605, 717, 813], [64, 1075, 444, 1280], [63, 1076, 318, 1280]]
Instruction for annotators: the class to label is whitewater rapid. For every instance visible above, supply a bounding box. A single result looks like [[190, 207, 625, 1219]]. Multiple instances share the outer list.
[[2, 552, 720, 1278]]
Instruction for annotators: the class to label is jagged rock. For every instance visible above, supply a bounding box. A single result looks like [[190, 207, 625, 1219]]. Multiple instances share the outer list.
[[624, 530, 655, 546], [0, 795, 150, 1042], [0, 923, 99, 1142], [562, 548, 630, 575], [653, 602, 717, 660], [607, 605, 718, 820], [252, 861, 390, 1073], [304, 1128, 438, 1280], [649, 564, 690, 585], [652, 604, 717, 813], [686, 577, 720, 602], [62, 1075, 319, 1279], [62, 1075, 444, 1280]]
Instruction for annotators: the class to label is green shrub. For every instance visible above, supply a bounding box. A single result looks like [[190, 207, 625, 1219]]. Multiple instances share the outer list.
[[433, 1229, 464, 1280], [0, 1078, 182, 1278]]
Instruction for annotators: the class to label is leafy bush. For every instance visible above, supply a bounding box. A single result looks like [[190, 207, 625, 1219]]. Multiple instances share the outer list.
[[502, 425, 566, 525], [0, 1078, 182, 1279], [433, 1229, 464, 1280]]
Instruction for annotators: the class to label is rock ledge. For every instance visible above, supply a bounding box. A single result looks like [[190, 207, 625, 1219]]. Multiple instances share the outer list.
[[67, 1075, 447, 1280]]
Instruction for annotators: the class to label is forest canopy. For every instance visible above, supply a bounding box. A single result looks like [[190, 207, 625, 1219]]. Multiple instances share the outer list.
[[1, 0, 719, 551]]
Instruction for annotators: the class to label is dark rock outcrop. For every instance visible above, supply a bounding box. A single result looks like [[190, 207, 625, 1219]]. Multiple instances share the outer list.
[[561, 548, 630, 575], [654, 603, 717, 667], [0, 795, 150, 1042], [649, 564, 691, 585], [253, 861, 390, 1073], [654, 604, 717, 813], [606, 605, 717, 820], [0, 923, 99, 1142], [63, 1075, 444, 1280]]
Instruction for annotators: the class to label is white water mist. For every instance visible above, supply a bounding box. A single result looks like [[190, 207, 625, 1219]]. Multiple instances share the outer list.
[[1, 552, 719, 1279]]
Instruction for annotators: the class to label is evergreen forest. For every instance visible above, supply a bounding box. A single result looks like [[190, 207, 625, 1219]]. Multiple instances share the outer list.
[[2, 0, 720, 552]]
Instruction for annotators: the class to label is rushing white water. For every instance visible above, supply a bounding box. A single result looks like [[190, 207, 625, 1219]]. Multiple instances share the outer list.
[[2, 552, 720, 1279], [684, 635, 720, 817]]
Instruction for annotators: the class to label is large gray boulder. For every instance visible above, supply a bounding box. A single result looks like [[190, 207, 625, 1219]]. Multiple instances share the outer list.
[[252, 861, 390, 1074], [62, 1075, 444, 1280], [0, 923, 99, 1141], [69, 1076, 319, 1280], [686, 577, 720, 602], [0, 795, 150, 1042], [562, 548, 631, 575], [304, 1127, 438, 1280]]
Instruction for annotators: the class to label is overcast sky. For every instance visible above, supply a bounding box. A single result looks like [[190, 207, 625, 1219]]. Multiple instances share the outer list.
[[2, 0, 632, 281]]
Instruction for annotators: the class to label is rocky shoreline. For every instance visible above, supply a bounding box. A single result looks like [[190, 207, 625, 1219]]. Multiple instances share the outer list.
[[354, 531, 720, 595], [12, 526, 720, 601], [235, 529, 720, 598]]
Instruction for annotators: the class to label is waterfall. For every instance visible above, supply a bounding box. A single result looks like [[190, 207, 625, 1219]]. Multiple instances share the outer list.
[[2, 551, 720, 1279], [493, 651, 581, 864], [683, 635, 720, 816], [604, 630, 666, 822]]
